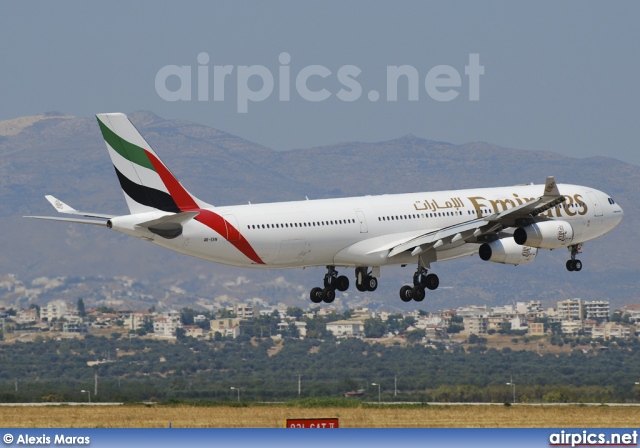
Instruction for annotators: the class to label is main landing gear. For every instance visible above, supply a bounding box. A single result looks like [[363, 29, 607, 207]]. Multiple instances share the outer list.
[[399, 265, 439, 302], [566, 244, 583, 272], [310, 266, 350, 304], [355, 267, 378, 292], [309, 266, 378, 304]]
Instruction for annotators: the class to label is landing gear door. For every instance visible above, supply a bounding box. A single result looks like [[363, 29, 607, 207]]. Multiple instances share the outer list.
[[356, 210, 368, 233], [222, 214, 241, 242]]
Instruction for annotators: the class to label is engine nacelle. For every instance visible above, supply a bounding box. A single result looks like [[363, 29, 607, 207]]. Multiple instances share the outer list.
[[479, 238, 538, 265], [513, 220, 574, 249]]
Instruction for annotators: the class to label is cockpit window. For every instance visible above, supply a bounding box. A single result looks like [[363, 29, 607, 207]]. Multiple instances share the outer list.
[[608, 198, 615, 205]]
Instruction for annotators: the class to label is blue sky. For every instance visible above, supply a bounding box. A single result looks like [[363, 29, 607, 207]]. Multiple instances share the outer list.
[[1, 1, 638, 165]]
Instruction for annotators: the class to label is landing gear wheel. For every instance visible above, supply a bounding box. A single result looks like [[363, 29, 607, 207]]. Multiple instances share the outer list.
[[400, 285, 413, 302], [566, 260, 574, 272], [322, 287, 336, 303], [573, 260, 582, 271], [335, 275, 349, 292], [365, 276, 378, 292], [424, 273, 439, 291], [412, 286, 425, 302], [356, 283, 367, 292], [310, 287, 323, 303]]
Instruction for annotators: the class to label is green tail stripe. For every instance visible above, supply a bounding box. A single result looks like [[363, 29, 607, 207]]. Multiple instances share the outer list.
[[97, 118, 156, 172]]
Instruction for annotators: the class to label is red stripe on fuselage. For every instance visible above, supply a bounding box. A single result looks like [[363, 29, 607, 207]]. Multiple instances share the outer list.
[[144, 150, 265, 264]]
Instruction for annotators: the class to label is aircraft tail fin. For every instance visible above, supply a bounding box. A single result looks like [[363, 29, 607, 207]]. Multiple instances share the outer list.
[[96, 113, 212, 214]]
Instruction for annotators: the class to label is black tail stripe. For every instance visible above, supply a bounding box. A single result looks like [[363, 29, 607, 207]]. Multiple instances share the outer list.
[[114, 166, 181, 213]]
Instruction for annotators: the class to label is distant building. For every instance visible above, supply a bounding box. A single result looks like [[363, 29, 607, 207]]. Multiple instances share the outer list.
[[40, 300, 76, 321], [592, 323, 631, 340], [557, 299, 583, 321], [584, 301, 610, 322], [456, 306, 488, 318], [528, 322, 545, 336], [15, 309, 38, 324], [561, 320, 583, 335], [210, 318, 242, 339], [233, 304, 260, 319], [326, 319, 364, 338], [153, 312, 182, 338], [464, 316, 488, 335], [123, 311, 151, 331], [183, 325, 204, 338], [620, 305, 640, 323]]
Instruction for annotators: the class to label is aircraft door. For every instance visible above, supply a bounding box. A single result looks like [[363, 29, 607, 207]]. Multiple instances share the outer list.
[[356, 210, 368, 233], [222, 214, 241, 241], [586, 192, 603, 217]]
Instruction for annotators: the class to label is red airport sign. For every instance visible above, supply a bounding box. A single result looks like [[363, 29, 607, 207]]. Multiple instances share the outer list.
[[285, 418, 339, 428]]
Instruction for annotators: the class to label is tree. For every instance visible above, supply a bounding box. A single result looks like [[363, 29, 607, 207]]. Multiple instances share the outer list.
[[364, 318, 386, 338], [77, 298, 86, 317], [29, 304, 41, 318], [286, 307, 304, 319], [406, 329, 426, 344]]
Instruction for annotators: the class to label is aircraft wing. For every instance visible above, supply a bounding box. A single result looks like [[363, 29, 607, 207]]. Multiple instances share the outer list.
[[386, 176, 565, 258]]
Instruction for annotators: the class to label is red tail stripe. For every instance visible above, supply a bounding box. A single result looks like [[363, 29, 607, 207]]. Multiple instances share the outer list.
[[144, 150, 198, 211], [196, 210, 265, 265], [143, 150, 265, 265]]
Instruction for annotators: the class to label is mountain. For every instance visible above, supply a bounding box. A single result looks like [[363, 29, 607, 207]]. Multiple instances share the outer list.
[[0, 111, 638, 312]]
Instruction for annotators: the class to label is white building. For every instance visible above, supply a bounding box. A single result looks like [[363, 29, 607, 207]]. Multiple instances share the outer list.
[[621, 305, 640, 323], [456, 306, 488, 318], [561, 320, 583, 335], [584, 301, 610, 321], [592, 323, 631, 340], [326, 319, 364, 338], [153, 312, 182, 337], [123, 311, 151, 331], [40, 300, 76, 321]]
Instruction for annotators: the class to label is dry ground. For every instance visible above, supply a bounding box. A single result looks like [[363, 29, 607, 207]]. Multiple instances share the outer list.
[[0, 404, 638, 428]]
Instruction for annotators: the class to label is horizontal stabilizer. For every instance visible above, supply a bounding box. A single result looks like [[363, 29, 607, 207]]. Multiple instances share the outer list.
[[24, 216, 108, 226]]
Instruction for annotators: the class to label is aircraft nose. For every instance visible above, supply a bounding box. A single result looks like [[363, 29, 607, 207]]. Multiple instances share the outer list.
[[613, 204, 624, 226]]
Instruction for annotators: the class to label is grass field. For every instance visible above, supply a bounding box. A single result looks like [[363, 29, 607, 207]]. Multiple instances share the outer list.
[[1, 403, 639, 428]]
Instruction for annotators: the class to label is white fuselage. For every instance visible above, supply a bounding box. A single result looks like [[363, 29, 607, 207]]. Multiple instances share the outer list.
[[138, 183, 623, 270]]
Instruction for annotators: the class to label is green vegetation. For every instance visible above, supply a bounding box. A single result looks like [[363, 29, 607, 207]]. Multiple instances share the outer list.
[[2, 335, 640, 404]]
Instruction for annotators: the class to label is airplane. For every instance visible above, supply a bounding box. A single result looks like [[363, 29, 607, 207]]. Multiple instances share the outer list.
[[27, 113, 625, 304]]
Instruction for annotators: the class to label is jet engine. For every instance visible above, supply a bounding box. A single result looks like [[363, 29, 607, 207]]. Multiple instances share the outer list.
[[513, 220, 574, 249], [479, 238, 538, 265]]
